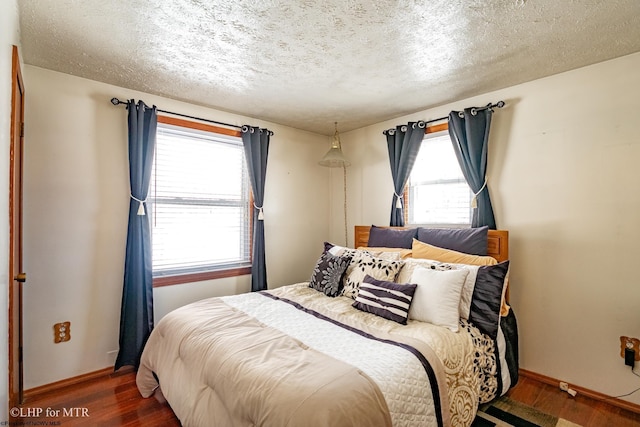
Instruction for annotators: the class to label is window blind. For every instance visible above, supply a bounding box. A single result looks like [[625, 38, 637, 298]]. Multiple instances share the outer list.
[[408, 131, 472, 225], [150, 124, 251, 277]]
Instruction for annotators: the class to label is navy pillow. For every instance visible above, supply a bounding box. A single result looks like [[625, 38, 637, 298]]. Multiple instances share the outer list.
[[417, 226, 489, 256], [367, 225, 417, 249], [309, 252, 352, 297], [469, 261, 510, 340], [352, 275, 417, 324]]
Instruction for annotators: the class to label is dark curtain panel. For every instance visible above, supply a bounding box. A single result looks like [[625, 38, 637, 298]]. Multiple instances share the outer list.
[[448, 107, 497, 229], [242, 126, 271, 292], [115, 100, 157, 370], [385, 122, 426, 226]]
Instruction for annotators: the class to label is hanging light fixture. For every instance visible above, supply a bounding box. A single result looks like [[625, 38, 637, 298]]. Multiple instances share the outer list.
[[319, 122, 351, 167], [319, 122, 350, 245]]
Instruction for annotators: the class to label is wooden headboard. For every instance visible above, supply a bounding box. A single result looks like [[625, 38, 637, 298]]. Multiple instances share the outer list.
[[354, 225, 509, 262]]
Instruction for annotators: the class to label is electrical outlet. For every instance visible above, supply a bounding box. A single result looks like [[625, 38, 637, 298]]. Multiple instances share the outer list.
[[558, 381, 577, 397], [620, 336, 640, 362], [53, 322, 71, 343]]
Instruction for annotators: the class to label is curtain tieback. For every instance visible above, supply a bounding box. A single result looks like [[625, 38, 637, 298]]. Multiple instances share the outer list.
[[471, 178, 488, 209], [394, 192, 403, 209], [130, 195, 147, 216], [253, 203, 264, 220]]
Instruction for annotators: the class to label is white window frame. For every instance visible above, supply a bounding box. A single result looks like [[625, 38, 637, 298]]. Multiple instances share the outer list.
[[406, 125, 473, 228], [150, 116, 252, 287]]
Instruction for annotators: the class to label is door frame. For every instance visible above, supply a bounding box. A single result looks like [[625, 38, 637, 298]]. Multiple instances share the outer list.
[[9, 44, 25, 408]]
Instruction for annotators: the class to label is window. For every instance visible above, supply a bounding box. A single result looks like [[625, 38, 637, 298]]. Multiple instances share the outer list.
[[406, 125, 472, 226], [150, 117, 252, 286]]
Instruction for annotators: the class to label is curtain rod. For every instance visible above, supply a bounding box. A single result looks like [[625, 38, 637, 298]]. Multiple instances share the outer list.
[[110, 97, 243, 130], [383, 101, 505, 134]]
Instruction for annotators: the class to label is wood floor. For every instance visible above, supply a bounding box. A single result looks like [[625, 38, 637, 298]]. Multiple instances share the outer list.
[[19, 371, 180, 427], [506, 376, 640, 427], [18, 370, 640, 426]]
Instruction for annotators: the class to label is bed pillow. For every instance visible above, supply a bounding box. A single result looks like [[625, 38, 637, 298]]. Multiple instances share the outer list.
[[468, 261, 510, 340], [417, 226, 489, 255], [367, 225, 417, 249], [357, 246, 413, 259], [341, 252, 404, 299], [408, 267, 469, 332], [324, 241, 357, 257], [412, 239, 497, 266], [407, 241, 509, 322], [399, 257, 509, 325], [326, 242, 402, 261], [395, 258, 454, 285], [309, 251, 352, 297], [352, 275, 417, 324], [453, 263, 511, 320]]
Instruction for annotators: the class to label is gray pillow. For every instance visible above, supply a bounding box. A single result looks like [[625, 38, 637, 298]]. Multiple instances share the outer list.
[[469, 261, 510, 340], [367, 225, 417, 249], [417, 226, 489, 256]]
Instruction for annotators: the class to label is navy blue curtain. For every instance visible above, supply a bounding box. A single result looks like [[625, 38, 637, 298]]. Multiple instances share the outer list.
[[242, 126, 271, 292], [384, 121, 426, 226], [115, 100, 157, 370], [448, 106, 497, 229]]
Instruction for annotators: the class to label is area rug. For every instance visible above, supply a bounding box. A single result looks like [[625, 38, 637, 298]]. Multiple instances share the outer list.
[[472, 397, 582, 427]]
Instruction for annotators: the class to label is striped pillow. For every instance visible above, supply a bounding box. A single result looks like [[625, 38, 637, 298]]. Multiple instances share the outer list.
[[352, 275, 417, 324]]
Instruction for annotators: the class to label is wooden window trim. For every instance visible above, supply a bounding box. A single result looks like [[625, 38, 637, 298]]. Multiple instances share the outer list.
[[157, 115, 242, 137], [425, 122, 448, 135], [153, 266, 252, 287], [152, 115, 251, 287], [403, 122, 450, 224]]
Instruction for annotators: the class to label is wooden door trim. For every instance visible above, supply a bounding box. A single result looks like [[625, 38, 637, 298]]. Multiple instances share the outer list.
[[9, 44, 25, 408]]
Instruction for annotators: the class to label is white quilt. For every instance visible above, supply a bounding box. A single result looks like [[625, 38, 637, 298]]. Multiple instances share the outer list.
[[224, 292, 444, 426], [264, 283, 481, 427], [137, 283, 482, 427]]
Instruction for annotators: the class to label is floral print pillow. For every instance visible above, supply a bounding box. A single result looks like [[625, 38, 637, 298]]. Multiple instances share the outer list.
[[341, 252, 404, 299], [309, 252, 352, 297]]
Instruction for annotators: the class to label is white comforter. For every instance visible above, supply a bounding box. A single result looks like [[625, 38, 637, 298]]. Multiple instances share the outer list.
[[137, 283, 482, 427]]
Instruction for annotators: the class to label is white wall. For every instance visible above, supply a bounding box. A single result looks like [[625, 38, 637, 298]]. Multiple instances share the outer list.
[[21, 65, 331, 388], [339, 52, 640, 405], [0, 0, 21, 418], [17, 33, 640, 408]]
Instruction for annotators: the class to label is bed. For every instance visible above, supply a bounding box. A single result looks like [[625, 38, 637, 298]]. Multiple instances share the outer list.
[[137, 225, 518, 427]]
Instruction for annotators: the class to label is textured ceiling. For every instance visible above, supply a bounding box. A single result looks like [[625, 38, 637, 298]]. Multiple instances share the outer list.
[[18, 0, 640, 135]]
